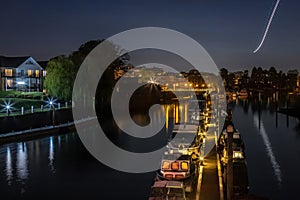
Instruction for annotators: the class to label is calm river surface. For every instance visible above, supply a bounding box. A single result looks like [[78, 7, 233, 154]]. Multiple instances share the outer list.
[[231, 99, 300, 199], [0, 100, 300, 199]]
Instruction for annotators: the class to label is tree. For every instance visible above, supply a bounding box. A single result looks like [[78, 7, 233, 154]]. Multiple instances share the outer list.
[[220, 68, 228, 81], [44, 40, 128, 102], [44, 56, 76, 101], [70, 40, 102, 68]]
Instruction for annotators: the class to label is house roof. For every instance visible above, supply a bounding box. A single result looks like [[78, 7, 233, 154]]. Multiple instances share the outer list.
[[0, 56, 31, 68]]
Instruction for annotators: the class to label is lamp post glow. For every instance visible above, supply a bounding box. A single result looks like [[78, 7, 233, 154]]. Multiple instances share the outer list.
[[6, 105, 10, 116], [45, 97, 57, 126], [45, 97, 57, 109], [1, 100, 14, 116]]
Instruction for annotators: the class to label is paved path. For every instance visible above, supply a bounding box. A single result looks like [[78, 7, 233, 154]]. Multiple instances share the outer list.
[[199, 146, 221, 200]]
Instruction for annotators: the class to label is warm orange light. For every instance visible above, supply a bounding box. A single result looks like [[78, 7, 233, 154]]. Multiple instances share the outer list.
[[27, 70, 33, 77], [162, 161, 170, 170], [165, 174, 173, 180], [165, 105, 169, 129], [4, 69, 12, 76], [171, 162, 179, 170], [175, 174, 185, 179], [175, 105, 179, 123], [181, 162, 188, 171]]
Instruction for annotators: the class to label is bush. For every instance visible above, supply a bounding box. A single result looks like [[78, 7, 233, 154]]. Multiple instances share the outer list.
[[0, 91, 44, 99]]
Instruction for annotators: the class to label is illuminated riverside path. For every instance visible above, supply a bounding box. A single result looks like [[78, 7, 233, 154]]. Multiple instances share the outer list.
[[1, 98, 300, 199]]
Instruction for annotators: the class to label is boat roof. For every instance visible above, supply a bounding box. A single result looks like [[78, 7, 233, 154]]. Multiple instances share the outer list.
[[166, 181, 184, 188], [152, 181, 168, 188], [222, 131, 241, 139], [162, 154, 190, 161], [173, 124, 198, 133]]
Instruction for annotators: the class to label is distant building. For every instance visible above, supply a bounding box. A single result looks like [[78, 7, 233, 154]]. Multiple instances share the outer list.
[[287, 69, 298, 91], [0, 56, 46, 92]]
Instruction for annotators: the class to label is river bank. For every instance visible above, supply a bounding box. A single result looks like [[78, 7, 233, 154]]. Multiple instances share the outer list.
[[0, 108, 74, 144]]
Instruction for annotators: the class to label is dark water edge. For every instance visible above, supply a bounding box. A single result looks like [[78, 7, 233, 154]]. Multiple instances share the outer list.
[[0, 132, 157, 200], [231, 99, 300, 200], [1, 98, 300, 199]]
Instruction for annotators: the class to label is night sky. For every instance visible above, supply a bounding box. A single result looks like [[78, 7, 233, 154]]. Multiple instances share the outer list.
[[0, 0, 299, 71]]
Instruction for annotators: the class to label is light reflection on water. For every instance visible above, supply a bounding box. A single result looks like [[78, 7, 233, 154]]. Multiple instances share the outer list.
[[2, 138, 58, 190], [16, 143, 28, 182], [0, 99, 299, 199], [6, 147, 12, 185], [253, 114, 282, 186], [232, 98, 300, 199], [48, 137, 55, 173]]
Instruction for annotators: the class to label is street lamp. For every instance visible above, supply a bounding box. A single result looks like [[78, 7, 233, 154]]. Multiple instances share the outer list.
[[6, 105, 10, 116], [1, 100, 14, 116], [46, 97, 57, 126]]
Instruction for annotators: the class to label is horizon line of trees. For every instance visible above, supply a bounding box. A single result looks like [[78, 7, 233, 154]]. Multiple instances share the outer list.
[[44, 38, 299, 101], [220, 67, 298, 92]]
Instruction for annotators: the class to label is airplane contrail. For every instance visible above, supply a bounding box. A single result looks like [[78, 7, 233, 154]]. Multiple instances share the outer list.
[[253, 0, 281, 53]]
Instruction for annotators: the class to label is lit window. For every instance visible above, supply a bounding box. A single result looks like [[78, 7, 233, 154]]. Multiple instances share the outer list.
[[171, 162, 179, 170], [7, 79, 13, 87], [181, 162, 189, 171], [233, 151, 244, 159], [27, 70, 33, 76], [162, 161, 170, 170], [43, 70, 47, 77], [5, 69, 12, 76], [36, 70, 40, 77]]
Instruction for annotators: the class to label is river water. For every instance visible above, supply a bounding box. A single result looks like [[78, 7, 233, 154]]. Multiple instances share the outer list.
[[0, 100, 299, 199], [231, 99, 300, 199]]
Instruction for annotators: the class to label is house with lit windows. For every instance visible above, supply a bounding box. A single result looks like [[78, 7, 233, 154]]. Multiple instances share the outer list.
[[0, 56, 46, 92]]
